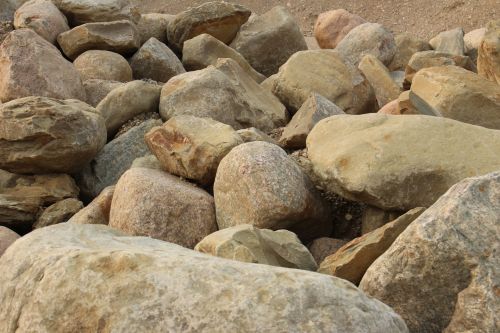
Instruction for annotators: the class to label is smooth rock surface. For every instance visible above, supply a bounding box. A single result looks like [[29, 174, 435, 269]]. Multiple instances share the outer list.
[[0, 226, 19, 257], [33, 198, 83, 229], [68, 186, 114, 225], [52, 0, 140, 26], [74, 50, 132, 82], [83, 79, 123, 107], [314, 9, 366, 49], [478, 20, 500, 84], [429, 27, 465, 55]]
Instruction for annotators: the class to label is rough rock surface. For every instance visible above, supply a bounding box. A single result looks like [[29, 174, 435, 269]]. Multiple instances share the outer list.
[[0, 226, 19, 257], [387, 33, 431, 71], [478, 20, 500, 84], [83, 79, 123, 107], [314, 9, 366, 49], [360, 172, 500, 333], [68, 186, 114, 225], [136, 13, 173, 44], [429, 27, 465, 55], [74, 50, 132, 82], [33, 198, 83, 229], [308, 237, 348, 265]]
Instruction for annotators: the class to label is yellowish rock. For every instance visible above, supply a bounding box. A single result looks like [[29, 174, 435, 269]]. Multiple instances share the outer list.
[[478, 20, 500, 84]]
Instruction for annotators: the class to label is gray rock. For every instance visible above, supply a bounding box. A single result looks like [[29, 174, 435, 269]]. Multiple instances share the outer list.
[[388, 33, 431, 71]]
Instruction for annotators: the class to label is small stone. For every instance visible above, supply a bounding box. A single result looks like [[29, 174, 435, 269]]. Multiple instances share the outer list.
[[313, 9, 366, 49], [429, 27, 465, 55], [478, 20, 500, 84], [68, 186, 115, 225], [33, 198, 83, 229], [308, 237, 348, 265], [74, 50, 132, 82]]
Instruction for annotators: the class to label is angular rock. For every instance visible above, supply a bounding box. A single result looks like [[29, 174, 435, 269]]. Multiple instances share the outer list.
[[0, 96, 106, 174], [214, 142, 332, 242], [109, 167, 217, 248], [83, 79, 123, 107], [230, 6, 307, 77], [168, 1, 251, 52], [68, 186, 114, 225], [57, 20, 140, 60], [308, 237, 348, 265], [360, 172, 500, 333], [13, 0, 69, 44], [478, 20, 500, 84], [236, 127, 277, 144], [0, 29, 85, 103], [52, 0, 140, 26], [314, 9, 366, 49], [0, 226, 19, 257], [33, 198, 83, 229], [464, 27, 486, 63], [429, 27, 465, 55], [388, 32, 431, 71], [129, 37, 185, 83], [74, 50, 132, 82], [307, 114, 500, 210], [361, 206, 402, 234], [136, 13, 173, 44]]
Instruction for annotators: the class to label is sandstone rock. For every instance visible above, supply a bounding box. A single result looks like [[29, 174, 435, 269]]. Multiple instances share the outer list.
[[236, 127, 277, 144], [195, 224, 317, 270], [361, 206, 402, 234], [109, 167, 217, 248], [0, 226, 19, 257], [319, 207, 425, 285], [146, 116, 242, 185], [397, 90, 420, 115], [77, 119, 161, 200], [429, 27, 465, 55], [307, 114, 500, 211], [0, 96, 106, 174], [33, 198, 83, 229], [96, 80, 161, 137], [57, 20, 140, 60], [136, 13, 173, 44], [464, 27, 486, 63], [410, 66, 500, 129], [305, 36, 320, 50], [13, 0, 69, 44], [230, 6, 307, 77], [130, 37, 185, 83], [167, 1, 251, 52], [376, 100, 399, 114], [74, 50, 132, 82], [388, 32, 431, 71], [214, 142, 332, 242], [130, 154, 162, 170], [358, 54, 401, 107], [308, 237, 348, 265], [159, 58, 288, 132], [68, 186, 114, 225], [260, 73, 278, 92], [0, 223, 409, 333], [478, 20, 500, 84], [0, 29, 85, 103], [83, 79, 123, 107], [314, 9, 366, 49], [183, 33, 265, 83], [279, 93, 345, 149], [360, 172, 500, 333]]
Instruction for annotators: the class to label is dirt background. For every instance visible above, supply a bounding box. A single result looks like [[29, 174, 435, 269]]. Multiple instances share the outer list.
[[134, 0, 499, 40]]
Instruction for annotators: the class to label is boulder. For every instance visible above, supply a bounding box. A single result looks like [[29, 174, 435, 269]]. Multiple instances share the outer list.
[[77, 119, 161, 200], [33, 198, 83, 229], [109, 167, 217, 249], [0, 29, 85, 103], [307, 114, 500, 211], [0, 226, 19, 257], [57, 20, 140, 60], [68, 186, 114, 225], [313, 9, 366, 49], [74, 50, 132, 82], [159, 58, 288, 132], [230, 6, 307, 77], [308, 237, 348, 265], [83, 79, 124, 107], [0, 96, 106, 174], [478, 20, 500, 84], [136, 13, 173, 44], [195, 224, 317, 271], [319, 207, 425, 285], [13, 0, 69, 44], [0, 223, 409, 333], [183, 33, 265, 83], [167, 1, 251, 52], [360, 172, 500, 333], [214, 142, 332, 242], [410, 66, 500, 129], [361, 206, 402, 234], [129, 37, 185, 83], [464, 27, 486, 63], [388, 32, 431, 71], [429, 27, 465, 55], [145, 116, 242, 186], [236, 127, 277, 144], [279, 93, 345, 149]]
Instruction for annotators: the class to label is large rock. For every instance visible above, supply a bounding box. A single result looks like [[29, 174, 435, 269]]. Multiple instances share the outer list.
[[0, 29, 85, 103], [145, 116, 242, 185], [307, 114, 500, 211], [159, 58, 288, 132], [0, 226, 19, 257], [167, 1, 251, 52], [360, 172, 500, 333], [410, 66, 500, 129], [33, 198, 83, 229], [429, 27, 465, 55], [230, 6, 307, 77], [109, 167, 217, 248], [74, 50, 132, 82], [313, 9, 366, 49], [0, 96, 106, 174], [195, 224, 317, 271], [57, 20, 140, 60], [214, 142, 332, 242], [83, 79, 123, 107], [0, 223, 408, 332], [68, 186, 114, 225], [478, 20, 500, 84], [129, 37, 185, 83], [136, 13, 173, 44], [388, 32, 431, 71], [13, 0, 69, 44]]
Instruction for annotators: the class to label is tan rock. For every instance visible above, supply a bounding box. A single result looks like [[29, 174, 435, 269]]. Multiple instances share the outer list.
[[464, 27, 486, 63], [33, 198, 83, 229], [478, 20, 500, 84], [109, 168, 217, 248], [236, 127, 277, 144], [305, 36, 320, 50], [361, 206, 402, 234], [429, 27, 465, 55], [396, 90, 420, 115], [313, 9, 366, 49], [260, 73, 278, 93], [388, 33, 431, 71], [0, 226, 19, 257], [57, 20, 140, 60], [308, 237, 348, 265], [136, 13, 173, 44], [52, 0, 140, 26], [74, 50, 132, 82], [377, 99, 399, 114], [83, 79, 124, 107], [0, 29, 85, 103], [130, 154, 162, 170], [68, 186, 114, 225]]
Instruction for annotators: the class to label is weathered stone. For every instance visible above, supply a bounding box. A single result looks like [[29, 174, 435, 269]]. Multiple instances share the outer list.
[[410, 66, 500, 129], [230, 6, 307, 77], [478, 20, 500, 84], [358, 54, 401, 107], [279, 93, 345, 149], [77, 119, 161, 200], [136, 13, 173, 44], [464, 27, 486, 63], [314, 9, 366, 49], [319, 207, 425, 285], [168, 1, 251, 52], [361, 206, 402, 234], [160, 58, 288, 132], [195, 224, 317, 270], [307, 114, 500, 210], [83, 79, 124, 107], [236, 127, 277, 144], [68, 186, 114, 225], [0, 226, 19, 257], [0, 29, 85, 103], [308, 237, 348, 265], [214, 142, 332, 242], [396, 90, 420, 115], [13, 0, 69, 44], [360, 172, 500, 333], [0, 96, 106, 174], [0, 223, 409, 332], [183, 33, 265, 83], [429, 27, 465, 55], [130, 37, 185, 83], [57, 20, 140, 60], [130, 154, 162, 170], [74, 50, 132, 82], [109, 167, 217, 249], [388, 32, 431, 71], [376, 99, 399, 114], [33, 198, 83, 229]]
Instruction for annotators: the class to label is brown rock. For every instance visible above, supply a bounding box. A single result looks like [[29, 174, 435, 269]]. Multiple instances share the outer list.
[[308, 237, 348, 265], [0, 226, 20, 257], [388, 33, 431, 71], [136, 13, 173, 44], [361, 206, 402, 234], [83, 79, 124, 107], [33, 198, 83, 229], [74, 50, 132, 82], [314, 9, 366, 49], [478, 19, 500, 84], [68, 186, 114, 225]]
